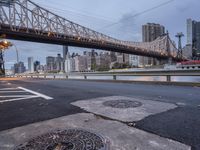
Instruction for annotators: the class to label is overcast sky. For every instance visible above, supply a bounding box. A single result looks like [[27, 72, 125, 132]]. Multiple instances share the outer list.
[[4, 0, 200, 69]]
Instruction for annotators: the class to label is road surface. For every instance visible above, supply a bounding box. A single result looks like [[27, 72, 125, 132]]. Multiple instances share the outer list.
[[0, 78, 199, 149]]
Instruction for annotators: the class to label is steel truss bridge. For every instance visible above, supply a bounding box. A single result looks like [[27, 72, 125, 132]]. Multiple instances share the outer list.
[[0, 0, 185, 61]]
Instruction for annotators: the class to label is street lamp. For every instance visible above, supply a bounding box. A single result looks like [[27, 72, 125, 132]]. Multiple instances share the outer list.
[[12, 43, 19, 63], [0, 41, 8, 76], [0, 40, 13, 76], [0, 40, 19, 62]]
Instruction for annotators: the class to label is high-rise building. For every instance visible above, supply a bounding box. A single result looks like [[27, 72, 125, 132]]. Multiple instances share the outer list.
[[183, 44, 193, 59], [129, 55, 139, 67], [28, 57, 34, 73], [110, 52, 117, 62], [64, 59, 71, 73], [91, 50, 97, 70], [187, 19, 194, 45], [46, 56, 55, 71], [142, 23, 165, 42], [141, 23, 165, 66], [187, 19, 200, 58], [95, 52, 111, 70], [14, 62, 26, 74], [116, 53, 129, 64], [56, 54, 64, 72], [63, 46, 68, 60], [46, 55, 64, 72], [34, 61, 40, 72]]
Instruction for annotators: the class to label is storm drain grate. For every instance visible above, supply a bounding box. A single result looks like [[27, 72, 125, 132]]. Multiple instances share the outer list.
[[15, 129, 107, 150], [103, 100, 142, 108]]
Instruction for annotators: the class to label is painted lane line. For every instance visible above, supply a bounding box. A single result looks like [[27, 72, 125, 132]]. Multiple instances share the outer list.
[[18, 87, 53, 100], [0, 95, 36, 98], [0, 91, 27, 93], [0, 96, 39, 103], [0, 88, 18, 90]]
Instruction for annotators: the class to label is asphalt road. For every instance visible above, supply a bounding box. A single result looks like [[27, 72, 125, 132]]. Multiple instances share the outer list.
[[0, 78, 200, 149]]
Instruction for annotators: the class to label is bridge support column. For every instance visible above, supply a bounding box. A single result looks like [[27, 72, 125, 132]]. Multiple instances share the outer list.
[[166, 75, 171, 82]]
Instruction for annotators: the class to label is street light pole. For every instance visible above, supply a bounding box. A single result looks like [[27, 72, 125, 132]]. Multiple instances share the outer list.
[[0, 40, 13, 76], [13, 44, 19, 63], [0, 48, 5, 76]]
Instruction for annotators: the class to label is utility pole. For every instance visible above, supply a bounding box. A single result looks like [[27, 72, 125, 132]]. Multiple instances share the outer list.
[[175, 32, 184, 59]]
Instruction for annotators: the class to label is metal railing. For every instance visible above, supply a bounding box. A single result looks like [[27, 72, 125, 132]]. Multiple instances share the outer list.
[[8, 69, 200, 83]]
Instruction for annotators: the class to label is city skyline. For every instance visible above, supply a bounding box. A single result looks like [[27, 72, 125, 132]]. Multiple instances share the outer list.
[[3, 0, 200, 69]]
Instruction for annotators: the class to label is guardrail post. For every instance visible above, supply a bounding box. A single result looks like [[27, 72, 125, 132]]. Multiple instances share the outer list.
[[113, 75, 117, 80], [166, 75, 171, 82]]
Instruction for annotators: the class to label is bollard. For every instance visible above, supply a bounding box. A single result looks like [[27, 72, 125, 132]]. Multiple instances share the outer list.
[[84, 75, 87, 80]]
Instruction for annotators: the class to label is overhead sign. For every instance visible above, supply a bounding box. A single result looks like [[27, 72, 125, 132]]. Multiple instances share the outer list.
[[0, 0, 15, 7]]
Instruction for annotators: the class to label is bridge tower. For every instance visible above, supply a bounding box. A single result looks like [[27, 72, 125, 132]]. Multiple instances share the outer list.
[[175, 32, 184, 59]]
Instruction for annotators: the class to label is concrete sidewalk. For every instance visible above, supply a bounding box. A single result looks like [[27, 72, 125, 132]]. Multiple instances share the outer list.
[[0, 113, 190, 150]]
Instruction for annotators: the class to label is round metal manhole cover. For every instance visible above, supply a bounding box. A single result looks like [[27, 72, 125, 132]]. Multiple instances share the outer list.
[[103, 100, 142, 108], [15, 129, 107, 150]]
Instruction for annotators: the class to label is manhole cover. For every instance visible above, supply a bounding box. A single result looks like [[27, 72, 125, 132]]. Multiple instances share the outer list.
[[15, 129, 107, 150], [103, 100, 142, 108]]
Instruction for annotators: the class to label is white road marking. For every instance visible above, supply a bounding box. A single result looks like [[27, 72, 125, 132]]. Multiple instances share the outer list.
[[0, 88, 16, 90], [18, 87, 53, 100], [0, 91, 27, 93], [0, 95, 37, 98], [0, 87, 53, 103], [0, 96, 39, 103]]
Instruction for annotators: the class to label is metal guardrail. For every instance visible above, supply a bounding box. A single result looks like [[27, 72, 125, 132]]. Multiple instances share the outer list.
[[9, 69, 200, 82]]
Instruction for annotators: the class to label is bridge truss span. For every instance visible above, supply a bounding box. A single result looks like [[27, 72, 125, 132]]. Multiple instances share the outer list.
[[0, 0, 185, 61]]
